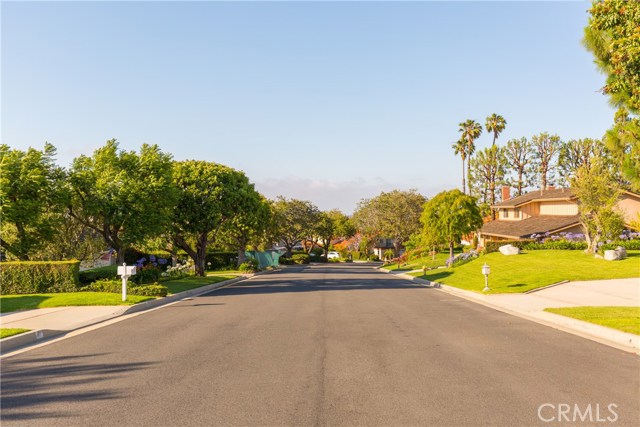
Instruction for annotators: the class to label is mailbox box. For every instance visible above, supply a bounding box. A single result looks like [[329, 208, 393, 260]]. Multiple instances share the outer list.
[[117, 265, 137, 277]]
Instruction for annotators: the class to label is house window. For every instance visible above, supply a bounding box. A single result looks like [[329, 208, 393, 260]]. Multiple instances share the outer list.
[[514, 208, 520, 219], [502, 209, 509, 219]]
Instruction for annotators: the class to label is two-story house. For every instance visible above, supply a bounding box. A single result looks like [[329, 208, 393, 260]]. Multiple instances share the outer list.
[[478, 186, 640, 247]]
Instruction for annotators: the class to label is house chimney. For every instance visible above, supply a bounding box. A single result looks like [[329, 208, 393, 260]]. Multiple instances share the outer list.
[[501, 186, 511, 201]]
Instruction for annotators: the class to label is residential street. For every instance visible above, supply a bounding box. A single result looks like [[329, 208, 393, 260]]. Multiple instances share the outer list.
[[2, 264, 639, 427]]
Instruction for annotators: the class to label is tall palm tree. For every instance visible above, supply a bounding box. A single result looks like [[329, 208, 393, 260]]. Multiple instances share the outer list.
[[452, 138, 468, 194], [458, 119, 483, 195], [485, 114, 507, 146]]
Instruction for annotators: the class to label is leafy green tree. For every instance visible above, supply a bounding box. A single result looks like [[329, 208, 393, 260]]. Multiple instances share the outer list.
[[68, 139, 176, 264], [504, 137, 534, 196], [485, 114, 507, 146], [36, 213, 106, 263], [452, 138, 468, 194], [458, 119, 483, 195], [353, 189, 426, 256], [0, 143, 66, 260], [603, 108, 640, 191], [420, 189, 483, 261], [583, 0, 640, 113], [222, 193, 272, 266], [470, 145, 508, 219], [584, 1, 640, 190], [171, 160, 258, 276], [570, 161, 624, 254], [270, 197, 320, 256], [531, 132, 561, 190]]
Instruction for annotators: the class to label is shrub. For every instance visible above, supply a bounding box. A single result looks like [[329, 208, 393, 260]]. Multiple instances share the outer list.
[[239, 258, 260, 272], [523, 240, 587, 251], [291, 254, 310, 264], [131, 265, 162, 284], [81, 279, 168, 297], [0, 260, 80, 294], [368, 254, 381, 262], [79, 265, 117, 285], [598, 239, 640, 254], [279, 257, 294, 265], [124, 248, 174, 265], [161, 261, 194, 280]]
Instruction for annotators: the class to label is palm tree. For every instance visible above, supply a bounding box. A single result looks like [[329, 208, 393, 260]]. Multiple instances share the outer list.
[[458, 119, 483, 195], [452, 138, 468, 194], [485, 114, 507, 146]]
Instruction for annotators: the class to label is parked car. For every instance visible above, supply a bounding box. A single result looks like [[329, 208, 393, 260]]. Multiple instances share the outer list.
[[327, 251, 340, 259]]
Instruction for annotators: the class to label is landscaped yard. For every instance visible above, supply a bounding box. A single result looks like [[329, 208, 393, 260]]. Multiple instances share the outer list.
[[410, 250, 640, 293], [0, 293, 155, 314], [381, 252, 450, 271], [162, 274, 237, 295], [544, 306, 640, 335], [0, 328, 30, 339]]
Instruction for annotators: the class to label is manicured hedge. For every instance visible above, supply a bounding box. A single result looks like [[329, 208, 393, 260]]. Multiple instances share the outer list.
[[79, 265, 117, 285], [205, 252, 237, 270], [0, 260, 80, 294], [81, 279, 168, 297]]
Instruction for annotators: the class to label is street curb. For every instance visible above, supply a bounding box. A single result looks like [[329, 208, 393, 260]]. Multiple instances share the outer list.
[[381, 269, 639, 354], [0, 273, 260, 355], [524, 280, 569, 294]]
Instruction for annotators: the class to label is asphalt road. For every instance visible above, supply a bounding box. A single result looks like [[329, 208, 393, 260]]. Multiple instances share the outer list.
[[2, 264, 639, 427]]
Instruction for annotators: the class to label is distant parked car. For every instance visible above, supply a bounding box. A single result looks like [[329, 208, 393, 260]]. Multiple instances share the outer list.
[[327, 251, 340, 260]]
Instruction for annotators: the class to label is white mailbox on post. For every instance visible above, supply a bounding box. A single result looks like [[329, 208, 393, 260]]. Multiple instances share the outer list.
[[117, 263, 137, 301]]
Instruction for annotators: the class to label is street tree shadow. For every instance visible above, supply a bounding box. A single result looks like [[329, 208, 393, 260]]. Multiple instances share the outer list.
[[1, 353, 156, 422]]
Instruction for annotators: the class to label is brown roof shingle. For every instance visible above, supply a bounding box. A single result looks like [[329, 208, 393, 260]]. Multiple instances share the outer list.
[[480, 215, 580, 239], [493, 188, 576, 208]]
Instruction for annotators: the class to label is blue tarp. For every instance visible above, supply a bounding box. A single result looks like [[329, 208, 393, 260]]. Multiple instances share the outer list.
[[245, 250, 282, 268]]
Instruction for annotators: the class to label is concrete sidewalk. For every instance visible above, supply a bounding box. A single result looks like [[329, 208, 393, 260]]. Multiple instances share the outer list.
[[395, 273, 640, 353], [0, 275, 249, 355]]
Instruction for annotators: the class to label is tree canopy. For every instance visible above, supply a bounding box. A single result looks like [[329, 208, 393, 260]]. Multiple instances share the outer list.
[[68, 139, 176, 264], [420, 189, 483, 260], [0, 143, 65, 260]]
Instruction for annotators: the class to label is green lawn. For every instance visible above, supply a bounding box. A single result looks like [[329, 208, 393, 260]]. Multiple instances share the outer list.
[[1, 328, 30, 339], [0, 293, 154, 314], [381, 252, 450, 271], [162, 275, 235, 295], [544, 306, 640, 335], [410, 250, 640, 293]]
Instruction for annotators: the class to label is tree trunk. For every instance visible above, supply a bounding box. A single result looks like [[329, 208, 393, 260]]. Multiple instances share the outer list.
[[237, 240, 247, 267], [461, 158, 466, 194], [467, 157, 472, 195], [116, 248, 125, 265], [449, 241, 454, 265], [194, 234, 208, 277]]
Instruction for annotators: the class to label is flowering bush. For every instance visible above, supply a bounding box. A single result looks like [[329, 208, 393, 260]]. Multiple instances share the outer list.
[[446, 250, 478, 267], [161, 261, 194, 280]]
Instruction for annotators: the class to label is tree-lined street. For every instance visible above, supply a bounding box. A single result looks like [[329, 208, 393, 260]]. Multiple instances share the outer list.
[[2, 264, 638, 426]]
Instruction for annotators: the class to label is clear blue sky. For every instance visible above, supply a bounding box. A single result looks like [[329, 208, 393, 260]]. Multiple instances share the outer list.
[[2, 1, 611, 213]]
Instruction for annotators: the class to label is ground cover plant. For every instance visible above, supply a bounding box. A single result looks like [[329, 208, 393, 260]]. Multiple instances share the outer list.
[[161, 275, 235, 295], [410, 250, 640, 293], [544, 306, 640, 335]]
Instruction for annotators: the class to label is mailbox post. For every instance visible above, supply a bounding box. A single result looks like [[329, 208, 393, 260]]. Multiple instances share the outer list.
[[482, 263, 491, 292], [117, 263, 137, 301]]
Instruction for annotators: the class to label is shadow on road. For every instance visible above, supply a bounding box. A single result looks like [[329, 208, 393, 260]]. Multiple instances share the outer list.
[[204, 263, 433, 297], [1, 354, 156, 422]]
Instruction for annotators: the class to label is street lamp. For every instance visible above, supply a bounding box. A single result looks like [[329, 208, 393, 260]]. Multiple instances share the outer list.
[[482, 263, 491, 292]]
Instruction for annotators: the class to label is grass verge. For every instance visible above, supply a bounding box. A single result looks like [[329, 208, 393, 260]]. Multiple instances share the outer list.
[[544, 306, 640, 335], [1, 328, 31, 339], [0, 293, 154, 314], [410, 250, 640, 293], [162, 275, 236, 295]]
